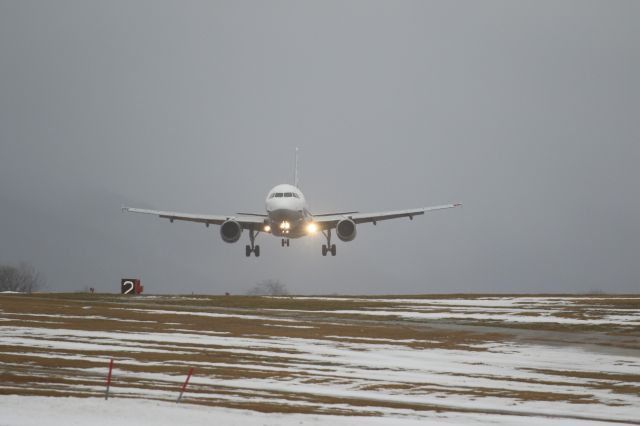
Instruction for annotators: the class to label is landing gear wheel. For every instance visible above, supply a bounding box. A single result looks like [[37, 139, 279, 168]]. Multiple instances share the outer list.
[[286, 239, 290, 247], [246, 229, 261, 257], [321, 229, 335, 257]]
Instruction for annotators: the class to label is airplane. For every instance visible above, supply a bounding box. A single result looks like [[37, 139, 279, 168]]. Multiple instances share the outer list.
[[122, 149, 461, 257]]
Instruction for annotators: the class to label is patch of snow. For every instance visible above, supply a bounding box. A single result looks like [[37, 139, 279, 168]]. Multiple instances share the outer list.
[[0, 396, 631, 426], [6, 312, 158, 323], [268, 324, 315, 329], [117, 308, 302, 323], [299, 309, 640, 326]]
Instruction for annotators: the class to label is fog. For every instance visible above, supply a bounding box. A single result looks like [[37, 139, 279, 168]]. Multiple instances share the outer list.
[[1, 1, 638, 294]]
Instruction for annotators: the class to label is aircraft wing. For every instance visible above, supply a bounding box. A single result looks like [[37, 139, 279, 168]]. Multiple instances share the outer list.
[[314, 203, 461, 229], [122, 207, 266, 229]]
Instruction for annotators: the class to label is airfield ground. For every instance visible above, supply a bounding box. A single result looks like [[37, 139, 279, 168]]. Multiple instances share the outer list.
[[0, 293, 638, 425]]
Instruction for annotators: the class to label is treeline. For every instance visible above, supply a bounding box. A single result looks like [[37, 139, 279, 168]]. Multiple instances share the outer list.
[[0, 262, 43, 293]]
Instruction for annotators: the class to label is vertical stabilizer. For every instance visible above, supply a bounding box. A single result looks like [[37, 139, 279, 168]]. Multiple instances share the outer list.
[[294, 147, 300, 188]]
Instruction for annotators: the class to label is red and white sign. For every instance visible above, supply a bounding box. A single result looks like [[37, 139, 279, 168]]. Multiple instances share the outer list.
[[121, 279, 143, 295]]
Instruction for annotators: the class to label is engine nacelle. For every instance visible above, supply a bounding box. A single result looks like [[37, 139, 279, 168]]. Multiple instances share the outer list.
[[220, 220, 242, 243], [336, 219, 357, 242]]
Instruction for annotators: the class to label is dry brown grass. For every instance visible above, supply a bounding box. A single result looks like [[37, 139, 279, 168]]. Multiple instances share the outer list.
[[1, 292, 639, 418]]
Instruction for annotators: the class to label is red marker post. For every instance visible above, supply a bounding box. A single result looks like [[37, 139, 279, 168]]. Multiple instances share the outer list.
[[177, 367, 194, 403], [105, 359, 114, 400]]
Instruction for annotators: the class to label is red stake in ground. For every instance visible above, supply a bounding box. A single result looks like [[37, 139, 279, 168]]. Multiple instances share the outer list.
[[177, 367, 194, 403], [105, 359, 114, 400]]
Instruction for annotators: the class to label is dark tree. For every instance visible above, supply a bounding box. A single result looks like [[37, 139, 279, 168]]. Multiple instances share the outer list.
[[246, 279, 289, 296], [0, 262, 43, 293]]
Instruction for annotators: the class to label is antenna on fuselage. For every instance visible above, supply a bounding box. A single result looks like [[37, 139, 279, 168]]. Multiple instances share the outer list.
[[294, 147, 300, 189]]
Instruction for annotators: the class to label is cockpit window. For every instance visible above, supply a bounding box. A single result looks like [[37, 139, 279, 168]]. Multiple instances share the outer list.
[[269, 193, 276, 199], [284, 192, 293, 197], [275, 193, 283, 198], [292, 193, 299, 198]]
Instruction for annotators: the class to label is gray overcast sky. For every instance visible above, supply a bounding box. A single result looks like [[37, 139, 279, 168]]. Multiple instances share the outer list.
[[1, 1, 638, 294]]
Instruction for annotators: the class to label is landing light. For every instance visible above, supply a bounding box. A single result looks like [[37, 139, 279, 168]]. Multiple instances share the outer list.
[[306, 223, 318, 234], [279, 221, 290, 230], [264, 225, 271, 232]]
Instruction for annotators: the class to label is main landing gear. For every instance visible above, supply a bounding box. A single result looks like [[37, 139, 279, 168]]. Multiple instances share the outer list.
[[245, 229, 260, 257], [321, 229, 337, 256], [281, 238, 290, 247]]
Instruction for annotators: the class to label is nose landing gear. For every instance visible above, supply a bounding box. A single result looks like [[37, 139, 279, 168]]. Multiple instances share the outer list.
[[321, 229, 337, 256], [281, 238, 290, 247]]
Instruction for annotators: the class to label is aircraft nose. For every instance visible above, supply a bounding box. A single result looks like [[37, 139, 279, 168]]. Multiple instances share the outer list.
[[268, 198, 292, 211], [269, 209, 289, 221]]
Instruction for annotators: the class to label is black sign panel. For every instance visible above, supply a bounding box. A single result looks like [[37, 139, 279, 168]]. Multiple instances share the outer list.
[[121, 278, 139, 294]]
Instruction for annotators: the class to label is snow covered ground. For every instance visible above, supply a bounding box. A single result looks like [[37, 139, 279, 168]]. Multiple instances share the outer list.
[[269, 295, 640, 326], [0, 395, 630, 426], [0, 294, 638, 425]]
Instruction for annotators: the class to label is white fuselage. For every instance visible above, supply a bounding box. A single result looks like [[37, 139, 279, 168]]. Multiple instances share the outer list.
[[265, 184, 312, 238]]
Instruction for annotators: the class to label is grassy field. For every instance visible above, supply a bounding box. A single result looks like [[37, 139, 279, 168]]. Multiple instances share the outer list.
[[0, 293, 639, 424]]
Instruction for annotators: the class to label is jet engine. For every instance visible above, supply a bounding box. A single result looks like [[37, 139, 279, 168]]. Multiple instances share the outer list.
[[220, 220, 242, 243], [336, 218, 357, 242]]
